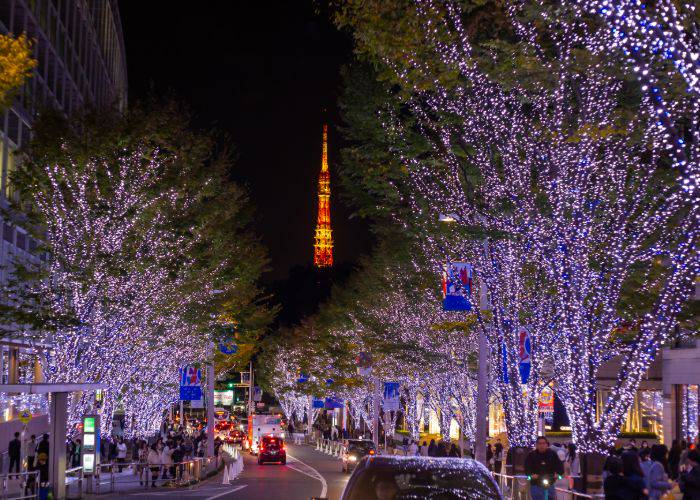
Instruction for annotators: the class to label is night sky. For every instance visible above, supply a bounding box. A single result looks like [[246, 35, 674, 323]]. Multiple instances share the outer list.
[[118, 1, 371, 282]]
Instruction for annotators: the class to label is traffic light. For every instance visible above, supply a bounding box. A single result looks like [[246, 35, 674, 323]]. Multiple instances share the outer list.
[[227, 381, 234, 389]]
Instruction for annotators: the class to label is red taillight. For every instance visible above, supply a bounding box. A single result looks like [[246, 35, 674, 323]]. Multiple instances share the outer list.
[[369, 449, 375, 455]]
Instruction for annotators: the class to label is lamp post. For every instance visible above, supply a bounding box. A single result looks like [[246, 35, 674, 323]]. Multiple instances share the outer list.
[[439, 214, 490, 466]]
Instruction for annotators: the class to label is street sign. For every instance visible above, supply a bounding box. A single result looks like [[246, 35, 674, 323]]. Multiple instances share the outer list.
[[240, 372, 251, 386], [253, 386, 262, 402], [312, 398, 325, 409], [382, 382, 400, 411], [324, 397, 344, 409], [218, 342, 238, 355], [18, 410, 31, 425], [442, 262, 473, 311], [214, 390, 234, 406], [81, 415, 100, 474]]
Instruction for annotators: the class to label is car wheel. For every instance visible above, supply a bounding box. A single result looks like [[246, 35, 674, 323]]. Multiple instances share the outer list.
[[281, 458, 286, 465]]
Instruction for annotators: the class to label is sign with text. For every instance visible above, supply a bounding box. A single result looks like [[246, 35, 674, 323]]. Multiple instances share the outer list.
[[382, 382, 401, 411], [214, 390, 234, 406], [442, 262, 473, 311], [179, 366, 202, 401]]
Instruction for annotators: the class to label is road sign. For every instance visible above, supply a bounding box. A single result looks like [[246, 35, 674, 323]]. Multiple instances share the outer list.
[[253, 386, 262, 402], [18, 410, 31, 425]]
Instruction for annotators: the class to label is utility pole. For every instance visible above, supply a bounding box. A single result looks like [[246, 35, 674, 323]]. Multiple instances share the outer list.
[[372, 378, 381, 449], [475, 240, 491, 466], [248, 361, 254, 416], [206, 342, 215, 459]]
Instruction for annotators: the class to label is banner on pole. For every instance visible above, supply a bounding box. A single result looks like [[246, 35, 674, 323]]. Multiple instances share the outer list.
[[253, 386, 262, 402], [501, 326, 531, 384], [324, 397, 344, 409], [312, 397, 325, 409], [179, 366, 202, 401], [382, 382, 400, 411], [442, 262, 473, 311], [539, 385, 554, 413]]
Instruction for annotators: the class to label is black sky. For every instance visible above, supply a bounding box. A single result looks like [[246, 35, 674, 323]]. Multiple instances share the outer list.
[[117, 1, 371, 281]]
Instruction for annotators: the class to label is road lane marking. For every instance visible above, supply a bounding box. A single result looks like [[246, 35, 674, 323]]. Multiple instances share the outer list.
[[205, 484, 248, 499], [286, 454, 328, 498]]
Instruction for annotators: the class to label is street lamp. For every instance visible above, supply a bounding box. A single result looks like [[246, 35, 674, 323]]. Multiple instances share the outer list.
[[439, 213, 490, 466]]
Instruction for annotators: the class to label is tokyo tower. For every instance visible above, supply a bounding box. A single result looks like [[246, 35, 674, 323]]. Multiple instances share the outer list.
[[313, 124, 333, 267]]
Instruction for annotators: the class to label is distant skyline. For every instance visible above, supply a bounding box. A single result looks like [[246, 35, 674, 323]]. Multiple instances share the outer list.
[[118, 1, 372, 281]]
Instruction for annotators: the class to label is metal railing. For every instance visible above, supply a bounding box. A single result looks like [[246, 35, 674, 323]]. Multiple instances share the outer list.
[[0, 470, 39, 500], [491, 472, 604, 499]]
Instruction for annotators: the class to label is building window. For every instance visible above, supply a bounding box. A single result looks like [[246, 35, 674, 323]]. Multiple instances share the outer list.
[[2, 223, 13, 244], [15, 230, 26, 251]]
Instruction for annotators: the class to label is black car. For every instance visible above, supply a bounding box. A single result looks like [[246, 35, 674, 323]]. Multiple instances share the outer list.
[[341, 456, 502, 499], [257, 435, 286, 465], [342, 439, 377, 473]]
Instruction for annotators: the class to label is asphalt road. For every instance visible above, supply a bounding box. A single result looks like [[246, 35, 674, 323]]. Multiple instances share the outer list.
[[102, 443, 350, 500]]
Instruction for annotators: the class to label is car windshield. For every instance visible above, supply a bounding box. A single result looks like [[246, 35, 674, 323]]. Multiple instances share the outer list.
[[348, 441, 375, 455], [346, 464, 500, 500]]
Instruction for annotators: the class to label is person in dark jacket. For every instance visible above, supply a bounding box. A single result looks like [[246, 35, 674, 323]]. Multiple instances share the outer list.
[[679, 450, 700, 500], [604, 457, 627, 500], [525, 436, 564, 500], [8, 432, 21, 476], [427, 439, 437, 457], [37, 434, 49, 456], [448, 443, 461, 458], [435, 441, 447, 457], [670, 439, 683, 479], [618, 451, 648, 499]]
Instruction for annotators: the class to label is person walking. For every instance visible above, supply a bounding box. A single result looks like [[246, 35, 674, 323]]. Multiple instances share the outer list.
[[8, 432, 21, 477], [679, 450, 700, 500], [427, 439, 437, 457], [116, 437, 127, 472], [72, 439, 82, 467], [671, 440, 683, 479], [486, 443, 494, 471], [604, 457, 627, 500], [409, 440, 418, 456], [147, 444, 161, 488], [449, 443, 461, 458], [436, 441, 447, 457], [24, 435, 37, 471], [640, 444, 673, 500], [524, 436, 564, 500], [420, 441, 429, 457], [137, 441, 148, 486], [618, 451, 648, 499], [565, 442, 580, 477], [494, 440, 504, 474]]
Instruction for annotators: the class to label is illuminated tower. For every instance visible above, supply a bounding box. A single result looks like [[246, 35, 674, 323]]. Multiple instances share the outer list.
[[314, 124, 334, 267]]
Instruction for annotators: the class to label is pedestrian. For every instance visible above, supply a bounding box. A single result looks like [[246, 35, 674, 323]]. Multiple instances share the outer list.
[[8, 432, 21, 477], [436, 441, 447, 457], [449, 443, 461, 458], [671, 439, 683, 479], [427, 439, 437, 457], [640, 440, 649, 452], [679, 449, 700, 499], [409, 440, 419, 456], [402, 437, 409, 455], [524, 436, 564, 500], [420, 440, 429, 457], [494, 440, 504, 474], [138, 441, 148, 486], [565, 442, 580, 477], [627, 439, 639, 453], [640, 444, 672, 500], [171, 441, 184, 479], [486, 443, 494, 471], [161, 440, 173, 479], [618, 451, 648, 499], [72, 439, 82, 467], [604, 457, 627, 500], [147, 444, 161, 488], [117, 437, 127, 472], [24, 434, 37, 471]]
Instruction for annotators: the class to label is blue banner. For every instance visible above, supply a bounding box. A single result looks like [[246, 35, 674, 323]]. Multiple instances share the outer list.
[[324, 397, 344, 409], [442, 262, 473, 311], [179, 386, 202, 401], [312, 397, 325, 409]]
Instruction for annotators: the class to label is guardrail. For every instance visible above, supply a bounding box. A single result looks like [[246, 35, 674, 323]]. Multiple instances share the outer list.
[[0, 470, 39, 500], [492, 472, 603, 499]]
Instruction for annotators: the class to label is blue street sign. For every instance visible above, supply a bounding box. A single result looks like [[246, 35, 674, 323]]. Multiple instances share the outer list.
[[312, 398, 325, 409], [179, 386, 202, 401], [219, 342, 238, 354], [324, 397, 344, 409]]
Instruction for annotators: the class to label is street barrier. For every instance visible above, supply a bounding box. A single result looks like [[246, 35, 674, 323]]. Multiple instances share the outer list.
[[492, 472, 604, 500], [0, 470, 39, 500], [65, 465, 83, 498]]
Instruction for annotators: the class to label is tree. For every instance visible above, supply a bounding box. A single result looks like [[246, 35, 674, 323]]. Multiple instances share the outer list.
[[1, 102, 271, 434], [0, 33, 35, 110]]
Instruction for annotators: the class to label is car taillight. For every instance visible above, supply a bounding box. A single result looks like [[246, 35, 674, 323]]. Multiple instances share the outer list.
[[369, 449, 375, 455]]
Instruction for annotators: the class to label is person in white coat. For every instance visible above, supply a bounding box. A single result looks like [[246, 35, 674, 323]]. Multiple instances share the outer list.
[[160, 441, 173, 479], [147, 444, 161, 488]]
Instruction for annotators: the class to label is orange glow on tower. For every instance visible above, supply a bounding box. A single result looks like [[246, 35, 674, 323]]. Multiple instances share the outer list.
[[314, 124, 333, 267]]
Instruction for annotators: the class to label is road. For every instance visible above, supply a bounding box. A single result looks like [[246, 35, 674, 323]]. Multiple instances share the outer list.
[[102, 442, 350, 500]]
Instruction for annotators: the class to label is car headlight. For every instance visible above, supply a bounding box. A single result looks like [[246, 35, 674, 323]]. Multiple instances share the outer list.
[[348, 455, 358, 462]]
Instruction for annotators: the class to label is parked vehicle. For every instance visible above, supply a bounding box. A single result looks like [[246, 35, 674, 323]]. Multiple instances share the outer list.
[[248, 414, 284, 454]]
